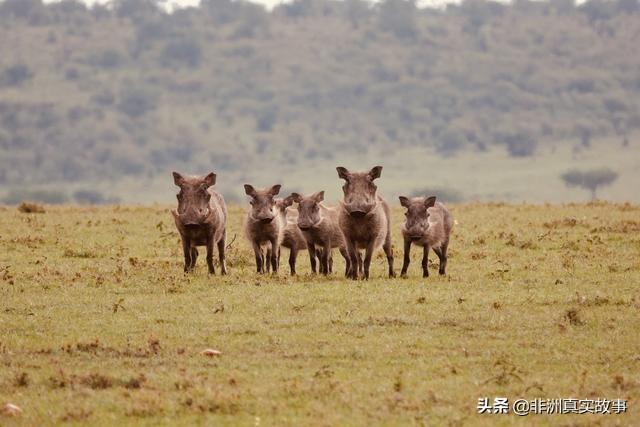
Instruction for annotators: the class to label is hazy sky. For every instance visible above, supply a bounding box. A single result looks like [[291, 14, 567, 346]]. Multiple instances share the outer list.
[[46, 0, 457, 11], [49, 0, 320, 11]]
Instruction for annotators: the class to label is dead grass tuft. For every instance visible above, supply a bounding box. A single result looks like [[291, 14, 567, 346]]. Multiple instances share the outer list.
[[564, 308, 585, 326], [80, 373, 113, 390], [13, 372, 29, 387], [18, 202, 45, 213]]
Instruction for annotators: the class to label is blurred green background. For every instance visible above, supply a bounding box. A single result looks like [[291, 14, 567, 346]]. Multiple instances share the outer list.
[[1, 0, 638, 204]]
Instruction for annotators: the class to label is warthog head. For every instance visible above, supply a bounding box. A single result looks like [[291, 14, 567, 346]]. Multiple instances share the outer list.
[[337, 166, 382, 218], [173, 171, 216, 229], [244, 184, 281, 224], [399, 195, 437, 240], [274, 195, 295, 216], [291, 191, 324, 230]]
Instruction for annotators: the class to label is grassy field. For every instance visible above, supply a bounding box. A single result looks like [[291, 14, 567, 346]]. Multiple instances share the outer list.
[[98, 135, 640, 205], [0, 202, 638, 426]]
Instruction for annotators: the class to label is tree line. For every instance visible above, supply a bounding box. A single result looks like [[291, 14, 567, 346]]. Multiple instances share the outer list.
[[0, 0, 638, 202]]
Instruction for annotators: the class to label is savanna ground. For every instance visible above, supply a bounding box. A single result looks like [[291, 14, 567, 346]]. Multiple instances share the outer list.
[[0, 202, 639, 426]]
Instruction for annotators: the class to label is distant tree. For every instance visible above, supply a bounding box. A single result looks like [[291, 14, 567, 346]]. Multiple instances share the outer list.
[[622, 134, 629, 147], [279, 0, 318, 18], [256, 108, 278, 132], [133, 18, 169, 49], [278, 0, 341, 18], [117, 87, 157, 118], [561, 168, 618, 200], [344, 0, 370, 28], [603, 96, 627, 114], [579, 0, 614, 22], [35, 106, 59, 130], [459, 0, 504, 33], [615, 0, 639, 13], [566, 78, 595, 93], [47, 0, 89, 23], [114, 0, 160, 20], [574, 122, 593, 147], [91, 4, 112, 20], [501, 130, 537, 157], [112, 155, 145, 175], [92, 49, 124, 69], [549, 0, 575, 15], [64, 68, 79, 80], [0, 0, 43, 19], [378, 0, 418, 39], [49, 0, 87, 15], [1, 64, 33, 86], [513, 0, 547, 14], [232, 3, 269, 39], [160, 38, 202, 68], [91, 90, 115, 106], [201, 0, 243, 24], [436, 126, 467, 156]]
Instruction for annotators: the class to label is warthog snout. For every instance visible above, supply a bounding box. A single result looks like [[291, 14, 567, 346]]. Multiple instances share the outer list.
[[297, 221, 312, 230], [345, 202, 375, 217], [179, 207, 210, 227], [406, 226, 425, 240], [259, 216, 274, 224]]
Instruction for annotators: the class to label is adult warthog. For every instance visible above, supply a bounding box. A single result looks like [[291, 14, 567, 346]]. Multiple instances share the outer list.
[[336, 166, 394, 280], [171, 171, 227, 274]]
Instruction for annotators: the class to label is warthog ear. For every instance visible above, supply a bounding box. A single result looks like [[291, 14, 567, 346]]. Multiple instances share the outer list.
[[368, 166, 383, 180], [291, 192, 302, 203], [425, 196, 437, 208], [244, 184, 257, 197], [203, 172, 216, 187], [312, 191, 325, 202], [269, 184, 282, 196], [399, 196, 410, 207], [172, 171, 185, 187], [283, 195, 295, 207], [336, 167, 350, 180]]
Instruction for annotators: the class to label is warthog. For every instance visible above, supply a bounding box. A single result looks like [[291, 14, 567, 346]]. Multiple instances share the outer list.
[[292, 191, 350, 276], [399, 196, 453, 277], [171, 171, 227, 274], [244, 184, 283, 273], [336, 166, 394, 279], [274, 196, 312, 275]]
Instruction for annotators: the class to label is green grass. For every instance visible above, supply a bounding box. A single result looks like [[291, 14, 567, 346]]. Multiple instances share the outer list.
[[0, 203, 639, 425]]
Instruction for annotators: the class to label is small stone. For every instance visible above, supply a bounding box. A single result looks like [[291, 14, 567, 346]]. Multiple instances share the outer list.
[[201, 349, 222, 357], [3, 403, 23, 417]]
